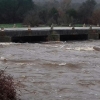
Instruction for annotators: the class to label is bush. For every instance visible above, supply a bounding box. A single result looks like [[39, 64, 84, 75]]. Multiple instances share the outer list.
[[0, 70, 18, 100], [48, 31, 60, 41]]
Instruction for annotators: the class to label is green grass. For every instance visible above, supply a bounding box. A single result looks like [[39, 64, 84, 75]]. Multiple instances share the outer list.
[[74, 24, 96, 27], [0, 23, 23, 28], [0, 23, 95, 28], [74, 24, 83, 27]]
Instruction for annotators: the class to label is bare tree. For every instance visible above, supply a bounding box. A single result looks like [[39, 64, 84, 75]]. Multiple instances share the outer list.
[[89, 10, 100, 24], [60, 0, 71, 10]]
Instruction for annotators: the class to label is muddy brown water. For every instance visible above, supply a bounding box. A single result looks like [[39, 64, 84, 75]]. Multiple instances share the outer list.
[[0, 40, 100, 100]]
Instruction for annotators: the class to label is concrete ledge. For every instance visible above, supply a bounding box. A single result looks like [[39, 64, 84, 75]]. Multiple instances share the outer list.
[[0, 27, 100, 42]]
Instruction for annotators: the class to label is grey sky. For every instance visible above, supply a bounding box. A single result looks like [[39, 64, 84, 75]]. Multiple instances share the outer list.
[[33, 0, 100, 4], [72, 0, 100, 3]]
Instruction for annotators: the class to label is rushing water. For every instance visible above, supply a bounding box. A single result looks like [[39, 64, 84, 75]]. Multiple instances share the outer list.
[[0, 40, 100, 100]]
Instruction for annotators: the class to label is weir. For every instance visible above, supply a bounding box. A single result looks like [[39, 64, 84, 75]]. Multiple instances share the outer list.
[[0, 27, 100, 42]]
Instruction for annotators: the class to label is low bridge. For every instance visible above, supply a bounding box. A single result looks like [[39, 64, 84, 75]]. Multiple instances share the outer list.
[[0, 27, 100, 42]]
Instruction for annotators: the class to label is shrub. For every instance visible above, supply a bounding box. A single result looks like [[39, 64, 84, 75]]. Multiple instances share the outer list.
[[48, 31, 60, 41], [0, 70, 18, 100]]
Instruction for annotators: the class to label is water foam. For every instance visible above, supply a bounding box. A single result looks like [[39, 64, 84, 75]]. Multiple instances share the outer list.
[[66, 47, 94, 51]]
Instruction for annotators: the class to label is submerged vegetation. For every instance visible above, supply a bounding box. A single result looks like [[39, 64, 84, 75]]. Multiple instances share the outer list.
[[48, 31, 60, 41]]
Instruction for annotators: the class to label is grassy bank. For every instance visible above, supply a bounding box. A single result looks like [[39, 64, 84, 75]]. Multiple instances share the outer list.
[[0, 23, 95, 28], [0, 23, 23, 28]]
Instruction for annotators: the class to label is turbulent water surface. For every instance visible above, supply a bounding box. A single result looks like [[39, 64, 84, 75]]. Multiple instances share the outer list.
[[0, 40, 100, 100]]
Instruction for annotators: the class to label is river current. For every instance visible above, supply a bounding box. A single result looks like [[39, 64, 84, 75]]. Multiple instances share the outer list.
[[0, 40, 100, 100]]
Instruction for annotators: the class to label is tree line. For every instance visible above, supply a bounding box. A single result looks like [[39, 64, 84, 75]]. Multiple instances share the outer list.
[[0, 0, 99, 26], [0, 0, 34, 23]]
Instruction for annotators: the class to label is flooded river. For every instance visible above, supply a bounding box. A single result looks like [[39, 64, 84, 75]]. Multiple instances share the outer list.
[[0, 40, 100, 100]]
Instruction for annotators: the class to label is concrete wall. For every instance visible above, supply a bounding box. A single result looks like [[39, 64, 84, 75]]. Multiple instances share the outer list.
[[0, 27, 100, 42], [0, 31, 11, 42], [88, 30, 99, 40]]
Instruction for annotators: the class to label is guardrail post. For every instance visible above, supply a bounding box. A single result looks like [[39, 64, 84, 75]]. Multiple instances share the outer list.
[[13, 24, 16, 28], [1, 27, 4, 31], [83, 23, 86, 27], [69, 23, 71, 27], [51, 23, 54, 31], [28, 25, 31, 31], [90, 25, 92, 30], [97, 24, 99, 27], [72, 26, 75, 30], [27, 25, 32, 36]]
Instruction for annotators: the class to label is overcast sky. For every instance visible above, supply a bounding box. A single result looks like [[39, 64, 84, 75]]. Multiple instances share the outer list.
[[33, 0, 100, 4], [72, 0, 100, 3]]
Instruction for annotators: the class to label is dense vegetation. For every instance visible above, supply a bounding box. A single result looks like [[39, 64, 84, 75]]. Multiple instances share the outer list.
[[0, 0, 99, 26], [0, 0, 34, 23]]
